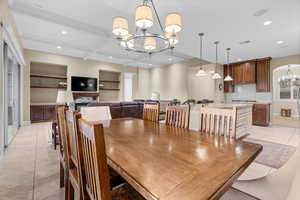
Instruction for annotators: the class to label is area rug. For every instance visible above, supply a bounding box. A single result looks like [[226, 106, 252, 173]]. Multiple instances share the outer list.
[[243, 138, 296, 169]]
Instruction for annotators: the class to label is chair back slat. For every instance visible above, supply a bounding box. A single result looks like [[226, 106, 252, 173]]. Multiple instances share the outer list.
[[200, 107, 237, 139], [57, 107, 70, 166], [65, 110, 80, 165], [143, 103, 160, 122], [166, 105, 190, 129], [78, 119, 112, 200]]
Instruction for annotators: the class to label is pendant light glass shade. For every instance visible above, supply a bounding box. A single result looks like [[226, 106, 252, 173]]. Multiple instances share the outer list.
[[165, 13, 182, 33], [165, 32, 179, 46], [196, 69, 207, 76], [112, 17, 129, 36], [224, 75, 233, 81], [144, 37, 156, 50], [135, 5, 153, 29], [121, 34, 134, 48], [212, 73, 222, 79]]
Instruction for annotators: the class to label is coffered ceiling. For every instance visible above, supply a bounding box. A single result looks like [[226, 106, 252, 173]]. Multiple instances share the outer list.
[[9, 0, 300, 67]]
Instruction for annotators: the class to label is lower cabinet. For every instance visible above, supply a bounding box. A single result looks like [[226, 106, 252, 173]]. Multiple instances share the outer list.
[[30, 105, 57, 123], [252, 104, 270, 126]]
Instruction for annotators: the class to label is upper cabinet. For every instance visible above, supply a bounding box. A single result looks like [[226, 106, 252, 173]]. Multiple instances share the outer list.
[[223, 57, 271, 93], [256, 58, 271, 92], [233, 62, 256, 85]]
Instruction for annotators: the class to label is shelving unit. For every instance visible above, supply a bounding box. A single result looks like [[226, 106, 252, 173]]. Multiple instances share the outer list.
[[99, 70, 121, 101], [30, 62, 68, 103]]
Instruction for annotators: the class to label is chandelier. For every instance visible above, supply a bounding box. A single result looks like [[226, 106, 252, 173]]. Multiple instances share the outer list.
[[112, 0, 182, 54], [278, 65, 300, 88]]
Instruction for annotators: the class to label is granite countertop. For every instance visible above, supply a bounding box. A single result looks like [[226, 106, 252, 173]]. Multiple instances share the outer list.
[[31, 102, 64, 106], [191, 103, 254, 111]]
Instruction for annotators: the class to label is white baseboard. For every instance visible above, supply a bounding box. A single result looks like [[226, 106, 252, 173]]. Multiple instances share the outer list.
[[21, 121, 31, 126]]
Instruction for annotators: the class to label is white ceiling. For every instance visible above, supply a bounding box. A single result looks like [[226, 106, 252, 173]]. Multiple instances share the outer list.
[[9, 0, 300, 67]]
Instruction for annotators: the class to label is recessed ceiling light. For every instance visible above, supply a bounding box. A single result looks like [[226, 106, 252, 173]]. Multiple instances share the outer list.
[[149, 64, 153, 66], [237, 58, 242, 61], [168, 58, 172, 61], [239, 40, 251, 45], [277, 41, 284, 44], [57, 46, 62, 49], [109, 56, 113, 59], [61, 30, 68, 35], [253, 9, 268, 17], [263, 20, 272, 26]]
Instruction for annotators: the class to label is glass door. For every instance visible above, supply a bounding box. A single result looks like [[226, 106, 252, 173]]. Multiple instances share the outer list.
[[5, 44, 20, 146]]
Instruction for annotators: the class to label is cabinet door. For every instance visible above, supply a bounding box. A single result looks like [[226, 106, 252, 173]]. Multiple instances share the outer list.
[[235, 64, 244, 84], [243, 62, 256, 84], [252, 104, 270, 126], [44, 105, 57, 121], [224, 65, 234, 93], [256, 59, 270, 92], [30, 106, 44, 122]]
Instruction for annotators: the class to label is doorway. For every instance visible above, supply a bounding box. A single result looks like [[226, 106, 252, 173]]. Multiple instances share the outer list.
[[4, 43, 20, 146]]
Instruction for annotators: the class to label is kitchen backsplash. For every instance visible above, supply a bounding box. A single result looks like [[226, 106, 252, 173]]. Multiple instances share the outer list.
[[225, 84, 272, 103]]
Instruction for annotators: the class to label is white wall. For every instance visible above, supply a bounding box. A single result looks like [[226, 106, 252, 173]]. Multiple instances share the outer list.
[[150, 62, 189, 101]]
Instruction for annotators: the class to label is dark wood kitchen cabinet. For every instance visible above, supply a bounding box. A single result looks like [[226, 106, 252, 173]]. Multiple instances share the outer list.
[[30, 105, 57, 123], [256, 57, 271, 92], [252, 104, 270, 126], [224, 64, 234, 93], [233, 62, 256, 84]]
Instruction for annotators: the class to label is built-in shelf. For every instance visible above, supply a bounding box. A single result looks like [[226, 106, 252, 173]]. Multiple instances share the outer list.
[[99, 80, 120, 83], [30, 73, 67, 80], [31, 86, 67, 89], [99, 88, 120, 91]]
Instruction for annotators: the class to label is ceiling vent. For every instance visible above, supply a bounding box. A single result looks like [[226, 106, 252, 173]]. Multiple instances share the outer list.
[[253, 9, 268, 17], [239, 40, 251, 45]]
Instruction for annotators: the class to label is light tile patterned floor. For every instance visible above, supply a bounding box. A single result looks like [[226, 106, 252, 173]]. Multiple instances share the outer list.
[[1, 122, 297, 200]]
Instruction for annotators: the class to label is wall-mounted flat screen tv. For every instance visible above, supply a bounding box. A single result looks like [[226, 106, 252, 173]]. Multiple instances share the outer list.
[[71, 76, 97, 91]]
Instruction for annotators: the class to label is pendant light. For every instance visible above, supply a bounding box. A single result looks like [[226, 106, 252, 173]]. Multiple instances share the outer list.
[[135, 5, 153, 29], [165, 13, 182, 33], [224, 48, 233, 81], [212, 41, 222, 79], [112, 17, 129, 37], [196, 33, 207, 76]]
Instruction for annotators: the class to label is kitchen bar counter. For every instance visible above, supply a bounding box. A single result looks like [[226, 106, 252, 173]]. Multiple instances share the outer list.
[[189, 104, 253, 137]]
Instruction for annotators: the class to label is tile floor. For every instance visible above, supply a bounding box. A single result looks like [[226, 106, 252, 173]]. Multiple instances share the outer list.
[[0, 122, 298, 200]]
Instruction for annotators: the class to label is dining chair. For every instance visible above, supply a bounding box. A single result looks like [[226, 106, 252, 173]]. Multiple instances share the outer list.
[[81, 106, 112, 121], [56, 106, 70, 199], [78, 118, 145, 200], [199, 107, 237, 139], [143, 103, 160, 122], [65, 110, 86, 200], [165, 105, 190, 129]]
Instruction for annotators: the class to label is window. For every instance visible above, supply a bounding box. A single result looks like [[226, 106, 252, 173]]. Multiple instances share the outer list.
[[124, 73, 134, 101]]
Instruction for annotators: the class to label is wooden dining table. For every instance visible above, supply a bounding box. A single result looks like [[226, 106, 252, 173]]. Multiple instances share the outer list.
[[101, 118, 262, 200]]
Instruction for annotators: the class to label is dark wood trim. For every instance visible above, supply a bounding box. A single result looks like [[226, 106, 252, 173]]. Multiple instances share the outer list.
[[99, 88, 120, 91], [99, 80, 120, 83], [72, 92, 99, 98], [31, 86, 67, 89], [30, 73, 67, 80]]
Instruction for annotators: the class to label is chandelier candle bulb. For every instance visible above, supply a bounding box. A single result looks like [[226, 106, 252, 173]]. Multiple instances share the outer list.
[[136, 5, 153, 29], [165, 13, 182, 33], [121, 34, 134, 48], [165, 32, 179, 46], [113, 17, 129, 36]]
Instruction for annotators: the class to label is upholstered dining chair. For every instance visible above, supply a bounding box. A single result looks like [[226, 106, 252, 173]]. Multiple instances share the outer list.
[[199, 107, 237, 139], [56, 106, 70, 199], [143, 103, 160, 122], [81, 106, 112, 121], [78, 118, 145, 200], [165, 105, 190, 129]]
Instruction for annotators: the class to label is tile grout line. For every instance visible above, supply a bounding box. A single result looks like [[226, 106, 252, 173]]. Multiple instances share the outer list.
[[32, 125, 39, 200]]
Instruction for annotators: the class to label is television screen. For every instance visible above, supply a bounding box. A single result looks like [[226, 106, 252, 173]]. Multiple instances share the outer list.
[[71, 76, 97, 91]]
